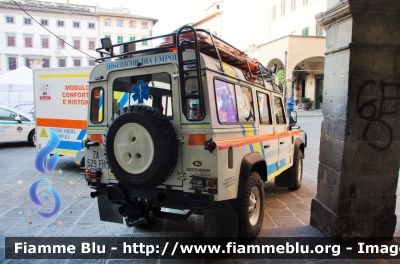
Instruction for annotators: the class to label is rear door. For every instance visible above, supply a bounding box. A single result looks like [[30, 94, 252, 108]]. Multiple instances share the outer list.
[[107, 64, 183, 187]]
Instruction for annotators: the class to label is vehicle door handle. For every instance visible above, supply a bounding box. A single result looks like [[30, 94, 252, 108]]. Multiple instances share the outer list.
[[264, 145, 270, 148], [280, 142, 284, 145]]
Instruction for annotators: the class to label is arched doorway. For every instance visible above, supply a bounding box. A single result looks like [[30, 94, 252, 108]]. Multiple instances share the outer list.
[[292, 57, 324, 109]]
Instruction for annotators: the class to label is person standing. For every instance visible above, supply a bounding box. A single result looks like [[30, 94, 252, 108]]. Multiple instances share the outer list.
[[286, 93, 295, 123]]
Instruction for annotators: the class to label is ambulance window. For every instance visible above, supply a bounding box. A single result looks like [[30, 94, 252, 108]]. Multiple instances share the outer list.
[[90, 87, 104, 124], [273, 95, 286, 124], [214, 79, 238, 123], [257, 92, 272, 125], [184, 77, 203, 120], [112, 73, 173, 119], [236, 86, 255, 122]]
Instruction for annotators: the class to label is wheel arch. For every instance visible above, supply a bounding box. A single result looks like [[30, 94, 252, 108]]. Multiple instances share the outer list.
[[294, 137, 305, 159], [237, 152, 266, 198], [27, 128, 35, 141]]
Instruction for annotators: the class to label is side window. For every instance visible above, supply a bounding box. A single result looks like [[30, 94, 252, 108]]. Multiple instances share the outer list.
[[257, 92, 272, 125], [90, 87, 104, 123], [20, 116, 29, 121], [185, 78, 203, 120], [215, 79, 238, 123], [273, 96, 286, 124], [236, 86, 255, 122], [0, 109, 16, 120]]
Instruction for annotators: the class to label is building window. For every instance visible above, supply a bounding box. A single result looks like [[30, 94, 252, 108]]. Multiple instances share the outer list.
[[74, 39, 81, 49], [42, 37, 49, 48], [24, 18, 32, 25], [43, 58, 50, 68], [142, 21, 148, 28], [25, 58, 30, 68], [89, 40, 95, 50], [59, 58, 66, 67], [73, 21, 80, 28], [25, 37, 33, 48], [58, 38, 65, 49], [105, 35, 111, 39], [7, 56, 17, 70], [74, 59, 81, 67], [6, 16, 14, 23], [89, 60, 95, 66], [7, 36, 16, 47], [303, 0, 309, 4], [104, 19, 111, 26], [142, 37, 148, 46], [129, 21, 136, 27], [57, 20, 65, 27], [88, 22, 95, 29], [291, 0, 296, 10], [117, 36, 123, 44], [316, 24, 324, 36], [302, 27, 309, 36], [41, 19, 48, 26], [117, 20, 123, 27], [281, 0, 286, 16], [129, 36, 135, 42], [272, 5, 277, 21]]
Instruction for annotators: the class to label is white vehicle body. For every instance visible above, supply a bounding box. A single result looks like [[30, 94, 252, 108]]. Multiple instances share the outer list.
[[84, 27, 306, 237], [33, 67, 92, 166], [0, 104, 35, 145]]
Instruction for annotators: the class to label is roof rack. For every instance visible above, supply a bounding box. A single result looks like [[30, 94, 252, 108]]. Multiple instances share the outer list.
[[95, 26, 277, 90]]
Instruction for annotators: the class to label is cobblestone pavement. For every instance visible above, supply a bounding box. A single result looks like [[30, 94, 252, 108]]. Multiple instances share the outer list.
[[1, 114, 399, 263]]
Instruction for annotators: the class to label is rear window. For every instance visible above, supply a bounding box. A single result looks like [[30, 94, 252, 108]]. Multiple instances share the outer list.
[[90, 87, 104, 123]]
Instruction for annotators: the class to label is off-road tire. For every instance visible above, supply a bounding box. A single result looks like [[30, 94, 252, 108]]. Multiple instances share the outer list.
[[235, 171, 264, 238], [28, 129, 36, 147], [104, 105, 178, 189], [289, 150, 303, 191]]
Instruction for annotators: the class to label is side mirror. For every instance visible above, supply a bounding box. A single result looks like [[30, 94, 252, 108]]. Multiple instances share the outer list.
[[14, 116, 21, 123]]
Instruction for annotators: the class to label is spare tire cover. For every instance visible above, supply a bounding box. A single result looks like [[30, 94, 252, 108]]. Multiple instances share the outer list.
[[104, 105, 178, 189]]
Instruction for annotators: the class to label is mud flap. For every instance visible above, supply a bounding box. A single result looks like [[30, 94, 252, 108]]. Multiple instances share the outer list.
[[204, 201, 238, 237], [97, 194, 123, 224]]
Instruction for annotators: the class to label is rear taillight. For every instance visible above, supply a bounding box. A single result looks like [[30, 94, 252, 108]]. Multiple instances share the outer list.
[[85, 169, 101, 181]]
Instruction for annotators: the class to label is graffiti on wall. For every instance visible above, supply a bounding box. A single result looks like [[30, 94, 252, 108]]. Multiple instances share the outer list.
[[357, 80, 400, 151]]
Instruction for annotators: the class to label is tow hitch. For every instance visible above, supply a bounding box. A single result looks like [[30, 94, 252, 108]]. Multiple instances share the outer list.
[[124, 197, 155, 227]]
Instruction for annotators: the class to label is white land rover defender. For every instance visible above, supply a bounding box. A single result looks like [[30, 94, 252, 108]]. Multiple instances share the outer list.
[[84, 26, 306, 238]]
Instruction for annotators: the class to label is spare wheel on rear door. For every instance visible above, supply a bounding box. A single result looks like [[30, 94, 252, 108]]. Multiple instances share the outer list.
[[104, 105, 179, 189]]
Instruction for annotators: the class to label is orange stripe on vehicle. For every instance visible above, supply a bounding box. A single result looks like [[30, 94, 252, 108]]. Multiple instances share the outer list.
[[277, 132, 292, 138], [36, 118, 87, 129], [216, 133, 279, 150], [188, 134, 206, 146], [90, 134, 103, 144], [290, 130, 302, 136]]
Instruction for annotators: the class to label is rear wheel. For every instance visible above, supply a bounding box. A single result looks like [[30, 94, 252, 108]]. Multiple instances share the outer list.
[[235, 171, 264, 238], [28, 130, 35, 147]]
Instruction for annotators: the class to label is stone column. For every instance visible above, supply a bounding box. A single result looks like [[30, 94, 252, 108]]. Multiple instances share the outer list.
[[311, 0, 400, 237]]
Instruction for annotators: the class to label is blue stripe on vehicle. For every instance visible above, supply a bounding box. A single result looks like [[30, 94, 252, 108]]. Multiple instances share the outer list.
[[57, 141, 83, 151], [76, 130, 86, 140]]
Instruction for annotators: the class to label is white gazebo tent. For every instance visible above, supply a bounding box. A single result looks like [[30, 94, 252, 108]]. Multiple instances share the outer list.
[[0, 66, 34, 113]]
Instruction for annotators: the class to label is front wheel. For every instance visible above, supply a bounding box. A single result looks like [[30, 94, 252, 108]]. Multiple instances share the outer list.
[[289, 150, 303, 191], [235, 171, 264, 238]]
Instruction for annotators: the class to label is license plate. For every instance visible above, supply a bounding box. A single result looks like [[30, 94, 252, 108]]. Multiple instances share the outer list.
[[85, 149, 108, 169]]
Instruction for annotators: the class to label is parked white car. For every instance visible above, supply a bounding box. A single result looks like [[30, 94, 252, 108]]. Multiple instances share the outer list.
[[0, 105, 35, 146]]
